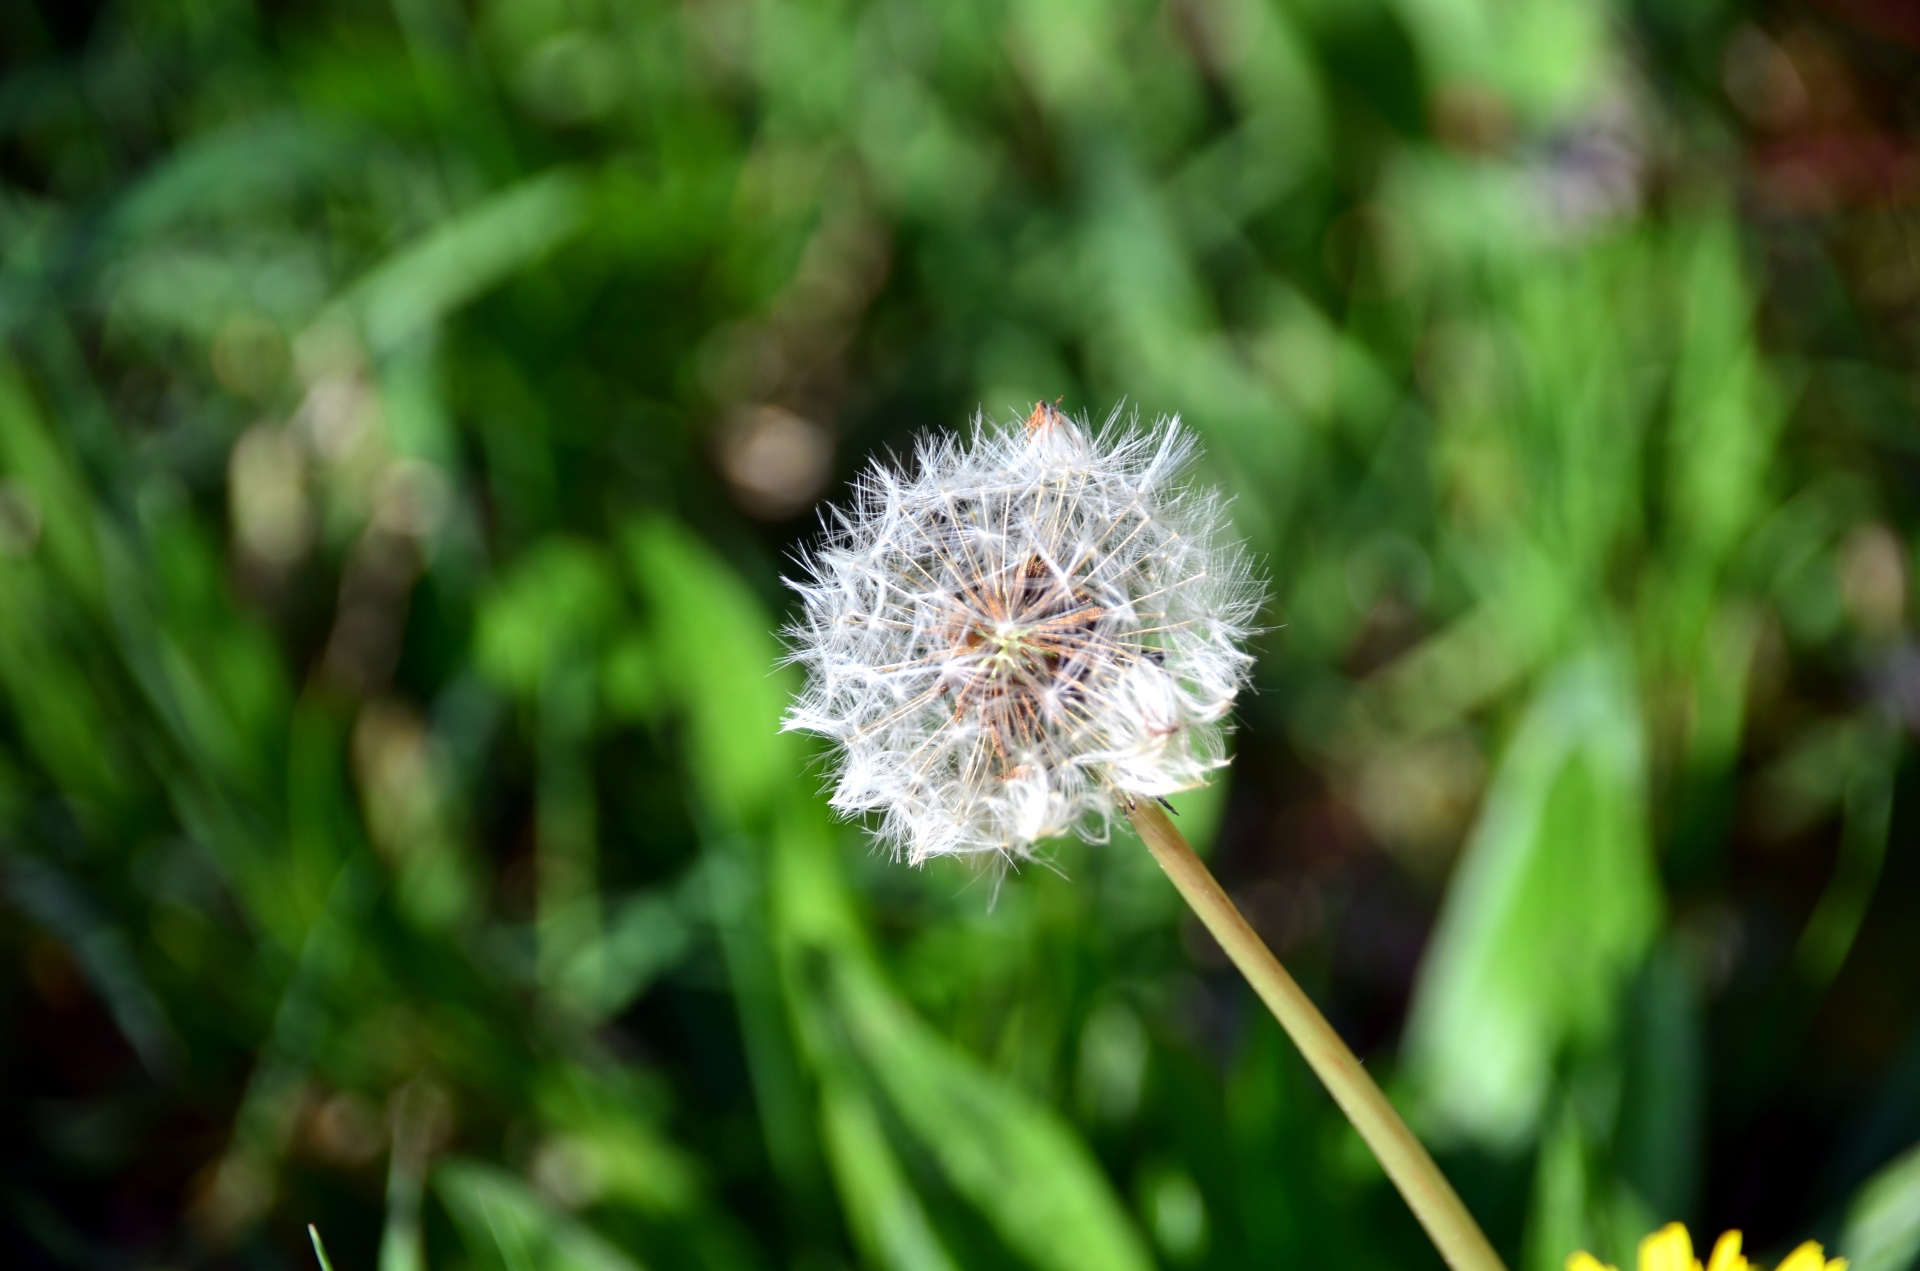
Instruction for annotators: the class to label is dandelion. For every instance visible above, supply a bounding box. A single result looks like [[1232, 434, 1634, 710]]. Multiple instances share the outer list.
[[783, 401, 1261, 863], [1568, 1223, 1847, 1271], [785, 402, 1505, 1271]]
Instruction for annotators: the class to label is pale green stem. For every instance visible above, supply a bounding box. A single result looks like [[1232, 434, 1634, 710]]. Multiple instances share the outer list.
[[308, 1225, 337, 1271], [1127, 798, 1507, 1271]]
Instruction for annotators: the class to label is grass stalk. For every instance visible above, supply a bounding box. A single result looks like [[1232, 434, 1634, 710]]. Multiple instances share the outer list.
[[1126, 797, 1506, 1271], [308, 1224, 337, 1271]]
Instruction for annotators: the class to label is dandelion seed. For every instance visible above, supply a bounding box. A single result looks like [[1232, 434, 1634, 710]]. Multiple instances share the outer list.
[[782, 402, 1262, 864]]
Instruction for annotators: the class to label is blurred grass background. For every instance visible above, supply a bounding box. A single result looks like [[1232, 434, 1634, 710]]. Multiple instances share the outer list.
[[2, 0, 1919, 1268]]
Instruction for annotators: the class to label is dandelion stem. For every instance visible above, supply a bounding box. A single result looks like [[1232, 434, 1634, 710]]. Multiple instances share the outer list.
[[1126, 798, 1506, 1271]]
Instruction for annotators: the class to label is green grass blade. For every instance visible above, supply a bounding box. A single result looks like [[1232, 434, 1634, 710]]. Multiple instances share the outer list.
[[309, 1225, 338, 1271]]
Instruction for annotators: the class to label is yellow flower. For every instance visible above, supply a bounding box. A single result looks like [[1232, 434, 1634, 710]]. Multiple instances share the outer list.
[[1566, 1223, 1848, 1271]]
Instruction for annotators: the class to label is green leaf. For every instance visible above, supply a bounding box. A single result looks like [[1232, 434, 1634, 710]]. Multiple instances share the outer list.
[[1522, 1103, 1594, 1271], [622, 516, 831, 1197], [1794, 718, 1898, 990], [1840, 1140, 1920, 1271], [1666, 217, 1779, 573], [533, 1069, 703, 1216], [105, 115, 362, 241], [835, 963, 1156, 1271], [474, 539, 622, 696], [337, 170, 588, 353], [437, 1159, 649, 1271], [1406, 650, 1662, 1149], [819, 1080, 961, 1271], [0, 365, 104, 606], [622, 516, 790, 825]]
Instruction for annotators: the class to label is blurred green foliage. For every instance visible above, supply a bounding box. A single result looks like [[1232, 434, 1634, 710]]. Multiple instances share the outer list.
[[2, 0, 1918, 1269]]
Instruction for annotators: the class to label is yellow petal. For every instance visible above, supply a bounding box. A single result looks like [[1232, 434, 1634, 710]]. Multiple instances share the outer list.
[[1706, 1231, 1748, 1271], [1774, 1243, 1832, 1271], [1568, 1254, 1618, 1271], [1640, 1223, 1700, 1271]]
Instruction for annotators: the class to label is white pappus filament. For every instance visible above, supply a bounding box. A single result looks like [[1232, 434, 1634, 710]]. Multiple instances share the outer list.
[[782, 403, 1263, 864]]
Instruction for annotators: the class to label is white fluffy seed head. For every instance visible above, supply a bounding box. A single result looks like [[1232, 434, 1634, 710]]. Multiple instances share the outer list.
[[782, 403, 1263, 864]]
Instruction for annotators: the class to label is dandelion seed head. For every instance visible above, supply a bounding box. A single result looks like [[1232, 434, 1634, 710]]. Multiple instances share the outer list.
[[783, 403, 1262, 864]]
